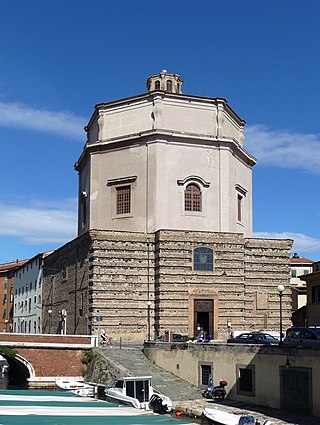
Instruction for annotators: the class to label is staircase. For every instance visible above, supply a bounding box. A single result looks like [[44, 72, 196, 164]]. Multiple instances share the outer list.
[[98, 346, 203, 401]]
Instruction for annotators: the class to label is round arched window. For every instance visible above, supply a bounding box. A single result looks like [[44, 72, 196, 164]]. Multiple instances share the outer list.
[[185, 184, 201, 212]]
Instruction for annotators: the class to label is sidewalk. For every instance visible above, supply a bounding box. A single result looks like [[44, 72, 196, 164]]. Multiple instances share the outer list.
[[174, 398, 320, 425]]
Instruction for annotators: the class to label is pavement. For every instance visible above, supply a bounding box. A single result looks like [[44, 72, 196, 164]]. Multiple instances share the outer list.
[[98, 345, 319, 425]]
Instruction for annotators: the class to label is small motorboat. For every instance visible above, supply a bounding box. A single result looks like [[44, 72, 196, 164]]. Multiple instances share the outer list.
[[203, 407, 274, 425], [55, 378, 95, 397], [105, 376, 172, 414]]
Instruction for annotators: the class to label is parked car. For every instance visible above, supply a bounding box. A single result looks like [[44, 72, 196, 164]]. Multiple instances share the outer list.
[[157, 333, 185, 342], [172, 333, 185, 342], [283, 327, 320, 346], [227, 332, 279, 345]]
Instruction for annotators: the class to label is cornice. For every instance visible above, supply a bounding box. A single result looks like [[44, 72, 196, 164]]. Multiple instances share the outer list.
[[75, 129, 256, 170]]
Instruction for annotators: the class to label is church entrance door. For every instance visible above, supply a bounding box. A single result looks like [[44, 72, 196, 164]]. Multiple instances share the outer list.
[[194, 299, 213, 338]]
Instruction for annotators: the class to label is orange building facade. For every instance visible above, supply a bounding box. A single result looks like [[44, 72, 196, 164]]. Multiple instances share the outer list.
[[0, 260, 27, 332]]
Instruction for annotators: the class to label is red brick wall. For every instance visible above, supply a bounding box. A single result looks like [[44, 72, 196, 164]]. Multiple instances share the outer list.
[[17, 347, 85, 376]]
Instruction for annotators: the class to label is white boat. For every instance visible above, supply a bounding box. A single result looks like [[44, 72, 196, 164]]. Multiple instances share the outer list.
[[105, 375, 172, 414], [55, 378, 95, 397], [204, 407, 274, 425]]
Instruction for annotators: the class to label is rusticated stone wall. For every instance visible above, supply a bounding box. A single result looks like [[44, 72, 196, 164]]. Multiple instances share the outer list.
[[42, 230, 292, 342], [42, 232, 92, 335]]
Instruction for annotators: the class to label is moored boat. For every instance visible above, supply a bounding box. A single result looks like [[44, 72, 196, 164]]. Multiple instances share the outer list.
[[105, 376, 172, 414], [55, 378, 95, 397], [203, 407, 274, 425]]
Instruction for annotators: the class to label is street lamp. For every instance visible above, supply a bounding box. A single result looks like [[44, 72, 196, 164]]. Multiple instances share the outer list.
[[277, 284, 285, 343], [48, 309, 52, 334], [147, 300, 152, 341]]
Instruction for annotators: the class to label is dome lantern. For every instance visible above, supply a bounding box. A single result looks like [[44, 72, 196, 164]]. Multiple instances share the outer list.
[[146, 70, 183, 94]]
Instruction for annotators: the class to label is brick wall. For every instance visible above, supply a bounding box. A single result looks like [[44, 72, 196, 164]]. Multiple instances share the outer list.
[[17, 347, 85, 377]]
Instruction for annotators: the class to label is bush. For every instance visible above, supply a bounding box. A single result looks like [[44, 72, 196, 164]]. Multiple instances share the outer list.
[[0, 346, 16, 358], [81, 349, 96, 365]]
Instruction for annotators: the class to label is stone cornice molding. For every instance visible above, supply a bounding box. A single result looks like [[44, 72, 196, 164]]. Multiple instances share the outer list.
[[177, 175, 211, 188], [106, 176, 137, 187], [75, 129, 256, 171]]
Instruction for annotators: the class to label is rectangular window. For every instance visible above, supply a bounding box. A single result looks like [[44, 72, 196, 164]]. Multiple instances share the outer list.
[[199, 363, 212, 386], [237, 194, 243, 222], [194, 247, 214, 272], [116, 186, 131, 214], [291, 270, 297, 277], [236, 365, 255, 396], [312, 286, 320, 303]]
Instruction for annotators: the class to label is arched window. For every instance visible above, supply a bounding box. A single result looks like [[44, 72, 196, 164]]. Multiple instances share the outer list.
[[194, 247, 214, 272], [166, 80, 172, 92], [155, 80, 160, 90], [185, 184, 201, 212]]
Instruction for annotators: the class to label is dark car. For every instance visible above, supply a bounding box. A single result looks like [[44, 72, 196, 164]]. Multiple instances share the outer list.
[[172, 333, 185, 342], [227, 332, 279, 345], [157, 333, 185, 342]]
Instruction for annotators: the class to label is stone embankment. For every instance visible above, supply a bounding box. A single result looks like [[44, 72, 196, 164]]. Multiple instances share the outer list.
[[84, 345, 319, 425]]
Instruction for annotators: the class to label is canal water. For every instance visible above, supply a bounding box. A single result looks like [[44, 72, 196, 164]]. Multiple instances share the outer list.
[[0, 375, 195, 425]]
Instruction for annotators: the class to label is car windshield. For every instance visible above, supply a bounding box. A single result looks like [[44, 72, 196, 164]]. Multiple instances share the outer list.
[[263, 334, 277, 340]]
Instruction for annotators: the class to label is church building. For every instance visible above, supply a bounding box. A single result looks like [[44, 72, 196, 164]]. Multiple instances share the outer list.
[[42, 71, 292, 341]]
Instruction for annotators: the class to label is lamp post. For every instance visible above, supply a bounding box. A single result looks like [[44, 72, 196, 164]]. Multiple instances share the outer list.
[[277, 284, 285, 343], [48, 309, 52, 334], [147, 300, 152, 341]]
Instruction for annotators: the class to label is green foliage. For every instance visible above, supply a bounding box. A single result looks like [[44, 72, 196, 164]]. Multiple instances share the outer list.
[[81, 349, 96, 365], [0, 346, 16, 358]]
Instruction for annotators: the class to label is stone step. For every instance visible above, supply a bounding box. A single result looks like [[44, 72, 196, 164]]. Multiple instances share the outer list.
[[99, 346, 202, 401]]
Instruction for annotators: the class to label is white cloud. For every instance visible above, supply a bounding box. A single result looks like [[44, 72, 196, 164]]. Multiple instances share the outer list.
[[253, 231, 320, 260], [0, 101, 85, 139], [246, 125, 320, 173], [0, 199, 77, 245]]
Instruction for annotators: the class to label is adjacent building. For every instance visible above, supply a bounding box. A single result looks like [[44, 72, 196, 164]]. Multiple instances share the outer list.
[[42, 71, 292, 341], [0, 260, 27, 332], [300, 260, 320, 326], [290, 252, 313, 326], [13, 253, 51, 334]]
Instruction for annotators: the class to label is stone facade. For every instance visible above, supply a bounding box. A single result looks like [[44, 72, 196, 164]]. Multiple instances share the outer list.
[[42, 229, 292, 342]]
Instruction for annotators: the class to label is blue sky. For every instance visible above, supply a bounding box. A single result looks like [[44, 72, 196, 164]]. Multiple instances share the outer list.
[[1, 0, 319, 263]]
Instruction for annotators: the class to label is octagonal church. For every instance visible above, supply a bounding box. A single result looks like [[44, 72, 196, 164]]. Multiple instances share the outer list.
[[42, 71, 292, 341]]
